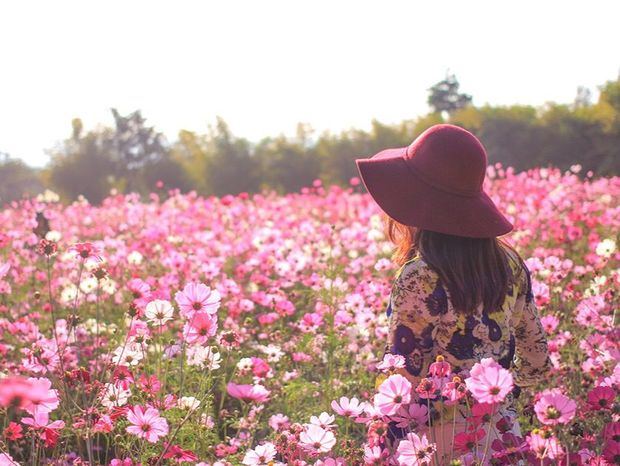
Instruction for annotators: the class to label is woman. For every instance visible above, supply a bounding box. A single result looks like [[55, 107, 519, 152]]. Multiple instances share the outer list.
[[355, 124, 551, 464]]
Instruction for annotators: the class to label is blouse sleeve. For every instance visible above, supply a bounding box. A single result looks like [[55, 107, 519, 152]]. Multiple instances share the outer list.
[[511, 261, 552, 387], [384, 260, 442, 386]]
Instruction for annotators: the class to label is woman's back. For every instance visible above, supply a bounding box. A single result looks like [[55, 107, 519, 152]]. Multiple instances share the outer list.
[[384, 245, 551, 463], [385, 246, 549, 387]]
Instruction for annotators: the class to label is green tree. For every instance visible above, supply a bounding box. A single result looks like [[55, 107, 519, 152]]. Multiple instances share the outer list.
[[0, 153, 43, 205], [47, 120, 117, 203], [428, 73, 472, 115], [48, 111, 191, 203], [255, 123, 320, 193]]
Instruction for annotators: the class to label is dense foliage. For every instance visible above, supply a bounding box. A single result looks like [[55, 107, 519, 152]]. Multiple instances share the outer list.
[[1, 75, 620, 205], [0, 164, 618, 465]]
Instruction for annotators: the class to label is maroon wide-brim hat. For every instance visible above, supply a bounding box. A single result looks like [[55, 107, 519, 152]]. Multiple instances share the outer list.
[[355, 124, 513, 238]]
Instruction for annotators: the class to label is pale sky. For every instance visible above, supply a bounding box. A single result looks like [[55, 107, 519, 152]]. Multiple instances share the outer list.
[[1, 0, 619, 167]]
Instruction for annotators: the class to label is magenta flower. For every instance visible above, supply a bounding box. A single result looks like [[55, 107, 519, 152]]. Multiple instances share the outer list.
[[68, 242, 103, 261], [22, 377, 59, 415], [534, 388, 576, 425], [587, 386, 615, 410], [182, 312, 218, 345], [441, 376, 467, 405], [428, 356, 451, 377], [376, 353, 406, 372], [175, 282, 221, 319], [415, 378, 439, 400], [464, 358, 513, 404], [0, 376, 50, 410], [526, 431, 564, 460], [21, 408, 66, 447], [226, 383, 270, 403], [373, 374, 412, 416], [125, 406, 169, 443], [363, 444, 385, 464], [395, 432, 436, 465], [21, 409, 65, 431], [389, 402, 428, 429]]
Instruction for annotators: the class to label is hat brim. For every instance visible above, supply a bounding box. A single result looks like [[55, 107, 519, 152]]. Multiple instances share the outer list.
[[355, 148, 513, 238]]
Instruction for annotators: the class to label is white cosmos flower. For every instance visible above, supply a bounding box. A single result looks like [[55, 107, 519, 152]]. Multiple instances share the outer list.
[[45, 230, 62, 242], [186, 345, 221, 370], [111, 343, 144, 366], [60, 284, 78, 304], [127, 251, 143, 265], [144, 300, 174, 326], [298, 424, 336, 453], [101, 383, 131, 408], [242, 442, 277, 466], [237, 357, 253, 372], [80, 276, 98, 294], [261, 344, 284, 362], [596, 239, 616, 258], [100, 277, 117, 295], [178, 396, 201, 410]]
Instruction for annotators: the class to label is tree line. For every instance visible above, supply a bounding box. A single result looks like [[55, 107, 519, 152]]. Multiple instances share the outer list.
[[1, 74, 619, 205]]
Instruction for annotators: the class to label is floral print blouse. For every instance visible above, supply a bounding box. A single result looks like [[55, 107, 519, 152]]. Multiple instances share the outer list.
[[384, 248, 551, 392]]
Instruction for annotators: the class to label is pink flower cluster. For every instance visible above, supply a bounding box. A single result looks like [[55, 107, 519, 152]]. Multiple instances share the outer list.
[[0, 166, 617, 464]]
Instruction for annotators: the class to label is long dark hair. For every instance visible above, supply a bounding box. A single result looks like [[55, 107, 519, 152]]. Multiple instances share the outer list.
[[383, 213, 523, 314]]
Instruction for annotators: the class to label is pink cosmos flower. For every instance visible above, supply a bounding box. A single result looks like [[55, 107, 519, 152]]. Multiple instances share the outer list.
[[268, 413, 290, 431], [226, 383, 270, 403], [603, 441, 620, 464], [395, 432, 436, 465], [454, 428, 485, 453], [125, 406, 169, 443], [21, 409, 66, 448], [540, 315, 559, 334], [93, 414, 113, 433], [526, 431, 564, 460], [182, 312, 218, 345], [22, 377, 59, 415], [331, 396, 366, 417], [363, 444, 385, 465], [464, 358, 514, 404], [415, 378, 439, 400], [469, 402, 496, 427], [299, 424, 336, 454], [587, 386, 615, 410], [0, 376, 50, 410], [0, 262, 9, 279], [373, 374, 412, 416], [602, 421, 620, 443], [241, 442, 277, 465], [441, 376, 467, 405], [534, 388, 577, 425], [175, 282, 221, 319], [389, 402, 429, 430], [376, 353, 406, 372], [68, 242, 103, 261], [162, 443, 199, 463], [314, 457, 345, 466], [428, 356, 451, 377]]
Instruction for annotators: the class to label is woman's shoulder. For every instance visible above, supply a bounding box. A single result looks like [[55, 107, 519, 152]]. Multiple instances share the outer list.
[[393, 255, 439, 292]]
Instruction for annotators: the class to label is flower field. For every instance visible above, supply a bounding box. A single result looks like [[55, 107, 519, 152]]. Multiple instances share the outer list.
[[0, 165, 618, 465]]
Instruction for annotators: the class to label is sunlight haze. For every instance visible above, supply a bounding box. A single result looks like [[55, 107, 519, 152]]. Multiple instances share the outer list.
[[1, 0, 619, 167]]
